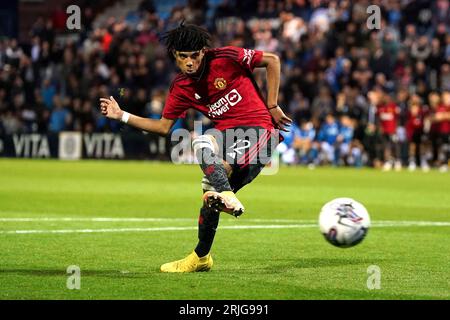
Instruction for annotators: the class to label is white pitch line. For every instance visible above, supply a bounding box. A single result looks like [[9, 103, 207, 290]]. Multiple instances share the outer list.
[[0, 217, 193, 222], [0, 221, 449, 235], [0, 217, 449, 225], [0, 224, 314, 235], [0, 217, 316, 223], [374, 221, 450, 227]]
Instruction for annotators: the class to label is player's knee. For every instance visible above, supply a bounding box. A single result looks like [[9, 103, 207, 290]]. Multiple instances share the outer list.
[[192, 135, 217, 154]]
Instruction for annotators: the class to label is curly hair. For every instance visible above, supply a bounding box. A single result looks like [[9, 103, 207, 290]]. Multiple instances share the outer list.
[[161, 21, 211, 58]]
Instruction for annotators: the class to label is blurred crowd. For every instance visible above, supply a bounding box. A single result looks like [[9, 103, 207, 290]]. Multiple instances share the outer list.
[[0, 0, 449, 170]]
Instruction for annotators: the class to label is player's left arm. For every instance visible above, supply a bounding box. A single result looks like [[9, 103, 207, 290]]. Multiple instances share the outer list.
[[256, 52, 292, 131]]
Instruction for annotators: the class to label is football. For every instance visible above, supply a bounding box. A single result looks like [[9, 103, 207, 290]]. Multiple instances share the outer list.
[[319, 198, 371, 248]]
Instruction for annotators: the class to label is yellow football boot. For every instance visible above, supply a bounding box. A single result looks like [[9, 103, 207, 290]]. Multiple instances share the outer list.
[[160, 251, 213, 273]]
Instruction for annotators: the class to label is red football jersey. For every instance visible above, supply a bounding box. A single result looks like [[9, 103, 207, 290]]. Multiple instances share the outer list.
[[435, 104, 450, 134], [377, 102, 400, 135], [406, 107, 424, 140], [162, 46, 274, 131]]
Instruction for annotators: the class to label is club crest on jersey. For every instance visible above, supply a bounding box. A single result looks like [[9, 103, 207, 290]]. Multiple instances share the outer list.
[[214, 78, 227, 90]]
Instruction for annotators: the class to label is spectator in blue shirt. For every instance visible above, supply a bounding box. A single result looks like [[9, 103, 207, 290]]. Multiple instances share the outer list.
[[48, 96, 71, 132], [336, 115, 362, 167], [297, 119, 316, 165], [277, 122, 302, 165], [317, 113, 339, 165]]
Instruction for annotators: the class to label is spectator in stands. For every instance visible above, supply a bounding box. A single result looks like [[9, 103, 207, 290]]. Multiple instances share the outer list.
[[376, 91, 402, 171], [297, 119, 316, 166], [277, 121, 302, 165], [1, 110, 21, 135], [316, 113, 339, 166], [432, 91, 450, 172], [311, 86, 334, 123], [48, 95, 71, 132], [0, 0, 449, 171], [441, 63, 450, 92], [405, 94, 426, 171], [280, 11, 306, 44], [428, 92, 442, 169], [336, 114, 361, 167]]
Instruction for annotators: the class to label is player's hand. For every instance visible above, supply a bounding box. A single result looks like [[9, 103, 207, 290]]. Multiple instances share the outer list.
[[99, 96, 123, 120], [269, 106, 292, 132]]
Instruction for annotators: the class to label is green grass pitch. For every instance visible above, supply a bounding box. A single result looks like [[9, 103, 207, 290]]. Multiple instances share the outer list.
[[0, 159, 449, 300]]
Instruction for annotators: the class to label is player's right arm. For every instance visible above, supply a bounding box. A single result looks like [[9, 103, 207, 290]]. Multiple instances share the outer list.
[[100, 96, 175, 136]]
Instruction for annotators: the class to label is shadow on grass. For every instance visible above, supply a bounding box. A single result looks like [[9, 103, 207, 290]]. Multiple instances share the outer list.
[[0, 269, 150, 278], [288, 257, 389, 268], [222, 257, 392, 274]]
